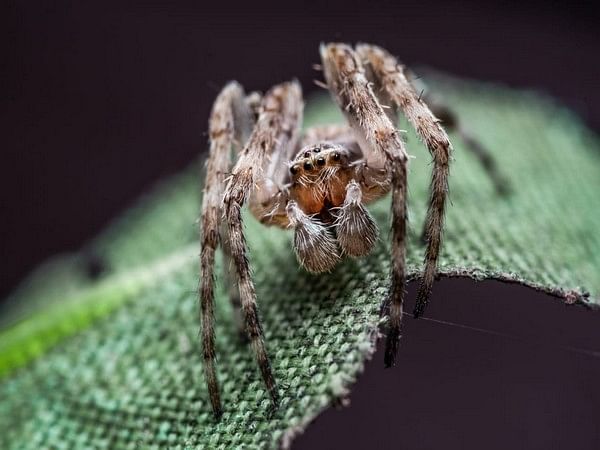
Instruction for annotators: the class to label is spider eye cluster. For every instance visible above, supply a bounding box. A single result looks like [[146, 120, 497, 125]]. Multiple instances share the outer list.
[[290, 145, 345, 176]]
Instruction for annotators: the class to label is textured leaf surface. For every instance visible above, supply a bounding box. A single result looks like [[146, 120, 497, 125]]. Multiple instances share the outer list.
[[1, 76, 599, 449]]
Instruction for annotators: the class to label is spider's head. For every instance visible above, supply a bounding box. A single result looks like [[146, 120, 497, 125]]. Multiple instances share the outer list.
[[288, 143, 349, 182], [288, 142, 355, 216]]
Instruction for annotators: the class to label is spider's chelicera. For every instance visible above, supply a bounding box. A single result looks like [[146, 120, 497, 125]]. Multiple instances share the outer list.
[[200, 43, 506, 418]]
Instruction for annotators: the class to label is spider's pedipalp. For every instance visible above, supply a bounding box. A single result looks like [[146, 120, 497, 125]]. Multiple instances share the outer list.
[[287, 201, 341, 273], [334, 180, 379, 257]]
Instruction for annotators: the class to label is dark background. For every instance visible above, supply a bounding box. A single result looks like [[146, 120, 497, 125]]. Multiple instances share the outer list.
[[2, 2, 599, 449], [1, 0, 599, 299], [294, 278, 600, 450]]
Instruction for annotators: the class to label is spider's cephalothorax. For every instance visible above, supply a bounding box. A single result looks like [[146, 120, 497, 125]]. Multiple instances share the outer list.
[[285, 141, 384, 273], [288, 143, 355, 216], [200, 43, 506, 418]]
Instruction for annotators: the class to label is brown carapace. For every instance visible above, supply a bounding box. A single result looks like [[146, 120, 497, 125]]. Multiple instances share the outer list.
[[200, 42, 508, 418]]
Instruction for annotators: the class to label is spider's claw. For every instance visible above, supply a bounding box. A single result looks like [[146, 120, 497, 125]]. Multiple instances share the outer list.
[[494, 177, 512, 197], [268, 386, 281, 413], [212, 407, 224, 421], [383, 325, 401, 367], [266, 396, 280, 419], [237, 329, 250, 344], [413, 288, 430, 318]]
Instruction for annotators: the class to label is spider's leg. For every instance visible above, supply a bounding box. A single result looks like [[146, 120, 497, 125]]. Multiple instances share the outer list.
[[248, 80, 303, 228], [401, 68, 509, 196], [320, 43, 409, 367], [201, 81, 254, 418], [356, 44, 452, 319], [223, 80, 303, 410], [220, 227, 245, 340], [425, 95, 511, 196], [219, 92, 263, 339], [416, 94, 510, 244], [222, 92, 263, 339]]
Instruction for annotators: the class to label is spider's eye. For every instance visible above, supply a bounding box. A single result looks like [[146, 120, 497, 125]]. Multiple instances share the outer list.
[[313, 147, 321, 153], [290, 165, 299, 175], [332, 152, 341, 161], [316, 157, 326, 166], [303, 161, 313, 171], [304, 151, 311, 158]]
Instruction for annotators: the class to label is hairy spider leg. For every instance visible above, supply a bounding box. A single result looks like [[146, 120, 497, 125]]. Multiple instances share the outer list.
[[320, 43, 410, 367], [356, 44, 453, 324], [220, 81, 303, 416], [201, 81, 255, 417]]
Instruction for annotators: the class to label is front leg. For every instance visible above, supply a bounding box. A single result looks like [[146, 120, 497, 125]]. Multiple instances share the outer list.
[[201, 81, 255, 418], [222, 81, 303, 412], [356, 43, 451, 319], [320, 43, 409, 367]]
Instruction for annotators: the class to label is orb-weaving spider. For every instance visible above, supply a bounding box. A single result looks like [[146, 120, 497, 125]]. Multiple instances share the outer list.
[[200, 43, 506, 418]]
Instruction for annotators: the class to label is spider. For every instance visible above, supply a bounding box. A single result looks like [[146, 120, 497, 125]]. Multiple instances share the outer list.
[[200, 42, 507, 418]]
